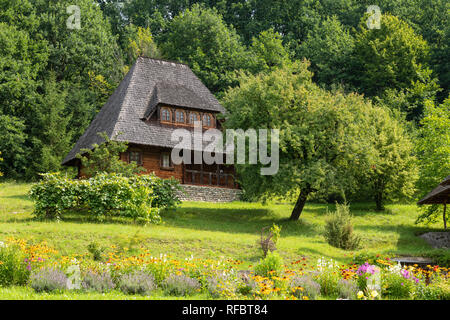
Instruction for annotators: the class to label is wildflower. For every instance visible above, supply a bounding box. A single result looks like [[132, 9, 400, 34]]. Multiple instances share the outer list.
[[357, 291, 364, 299], [370, 290, 378, 299]]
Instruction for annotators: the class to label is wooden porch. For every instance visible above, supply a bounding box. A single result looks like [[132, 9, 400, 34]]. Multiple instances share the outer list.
[[182, 163, 238, 189]]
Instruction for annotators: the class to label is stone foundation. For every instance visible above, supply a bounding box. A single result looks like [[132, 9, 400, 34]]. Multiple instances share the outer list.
[[177, 184, 242, 202]]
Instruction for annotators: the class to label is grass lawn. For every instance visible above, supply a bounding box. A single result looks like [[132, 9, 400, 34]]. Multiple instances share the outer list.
[[0, 181, 447, 299]]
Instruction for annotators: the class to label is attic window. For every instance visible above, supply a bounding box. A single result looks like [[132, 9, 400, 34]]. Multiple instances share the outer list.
[[189, 112, 199, 124], [175, 110, 186, 123], [161, 108, 171, 122], [203, 114, 213, 127]]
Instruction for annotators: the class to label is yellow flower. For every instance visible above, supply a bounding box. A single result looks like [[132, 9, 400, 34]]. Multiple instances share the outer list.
[[357, 291, 364, 299], [302, 296, 309, 300], [370, 290, 378, 299]]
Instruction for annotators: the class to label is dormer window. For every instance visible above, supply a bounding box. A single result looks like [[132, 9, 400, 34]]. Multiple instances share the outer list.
[[203, 113, 213, 127], [175, 110, 186, 123], [161, 107, 171, 122], [189, 112, 199, 124]]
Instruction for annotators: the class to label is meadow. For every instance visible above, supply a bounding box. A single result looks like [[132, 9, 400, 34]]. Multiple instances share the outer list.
[[0, 181, 447, 300]]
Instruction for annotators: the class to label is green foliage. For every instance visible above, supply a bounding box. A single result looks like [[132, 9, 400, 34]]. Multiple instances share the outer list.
[[87, 242, 105, 262], [126, 26, 161, 63], [382, 272, 414, 299], [0, 115, 29, 179], [297, 16, 354, 87], [0, 244, 30, 286], [76, 132, 145, 177], [254, 251, 283, 278], [30, 268, 68, 293], [415, 277, 450, 300], [324, 203, 361, 250], [248, 28, 292, 74], [29, 173, 166, 224], [160, 4, 251, 95], [351, 14, 436, 105], [416, 97, 450, 227]]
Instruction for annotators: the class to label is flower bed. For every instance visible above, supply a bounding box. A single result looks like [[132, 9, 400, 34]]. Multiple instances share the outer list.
[[0, 238, 448, 300]]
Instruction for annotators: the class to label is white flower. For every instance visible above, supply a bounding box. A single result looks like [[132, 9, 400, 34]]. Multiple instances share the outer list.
[[0, 241, 5, 248]]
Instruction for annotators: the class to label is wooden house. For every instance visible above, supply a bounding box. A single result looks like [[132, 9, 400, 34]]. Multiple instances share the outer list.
[[62, 57, 238, 191]]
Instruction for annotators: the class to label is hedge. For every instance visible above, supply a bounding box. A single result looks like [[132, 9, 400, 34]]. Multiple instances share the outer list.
[[29, 173, 181, 224]]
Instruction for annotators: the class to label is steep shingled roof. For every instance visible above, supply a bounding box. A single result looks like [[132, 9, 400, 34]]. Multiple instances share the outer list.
[[62, 57, 226, 165]]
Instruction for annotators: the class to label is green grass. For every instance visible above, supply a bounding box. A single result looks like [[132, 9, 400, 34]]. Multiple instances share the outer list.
[[0, 181, 446, 298]]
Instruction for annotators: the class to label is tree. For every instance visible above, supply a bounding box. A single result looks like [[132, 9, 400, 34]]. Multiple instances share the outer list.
[[362, 107, 418, 210], [222, 61, 377, 220], [76, 133, 145, 177], [350, 14, 435, 97], [126, 26, 161, 64], [160, 4, 251, 95], [0, 115, 28, 179], [415, 96, 450, 227], [248, 28, 292, 75], [297, 16, 354, 88]]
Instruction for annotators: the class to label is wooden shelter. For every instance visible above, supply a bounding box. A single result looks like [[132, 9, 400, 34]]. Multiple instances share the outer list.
[[417, 175, 450, 229]]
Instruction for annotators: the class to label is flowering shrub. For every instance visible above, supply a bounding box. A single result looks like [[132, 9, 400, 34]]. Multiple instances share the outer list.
[[30, 173, 167, 224], [81, 270, 115, 293], [0, 244, 30, 286], [254, 251, 284, 278], [119, 270, 156, 295], [163, 274, 201, 296], [314, 258, 341, 296], [381, 264, 416, 299], [30, 268, 68, 292], [290, 275, 321, 300], [356, 262, 380, 291]]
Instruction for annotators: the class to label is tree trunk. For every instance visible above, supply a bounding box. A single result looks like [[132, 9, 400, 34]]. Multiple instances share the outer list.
[[289, 188, 310, 221], [375, 191, 384, 211], [443, 203, 447, 230]]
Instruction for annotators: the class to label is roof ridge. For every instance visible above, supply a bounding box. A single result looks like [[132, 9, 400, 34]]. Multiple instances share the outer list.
[[137, 56, 190, 68]]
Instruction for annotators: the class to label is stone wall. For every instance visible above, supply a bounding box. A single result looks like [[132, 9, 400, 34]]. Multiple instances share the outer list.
[[177, 184, 242, 202]]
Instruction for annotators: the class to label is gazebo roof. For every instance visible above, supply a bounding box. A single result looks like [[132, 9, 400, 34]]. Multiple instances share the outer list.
[[417, 175, 450, 205]]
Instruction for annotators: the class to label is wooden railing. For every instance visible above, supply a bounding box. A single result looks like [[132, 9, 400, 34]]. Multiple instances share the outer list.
[[184, 169, 236, 188]]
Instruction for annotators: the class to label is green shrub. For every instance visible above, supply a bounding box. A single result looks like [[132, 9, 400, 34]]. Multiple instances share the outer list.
[[0, 244, 30, 286], [324, 203, 361, 250], [315, 258, 341, 296], [29, 173, 180, 223], [382, 272, 414, 299], [87, 242, 105, 261], [254, 251, 284, 278], [415, 277, 450, 300]]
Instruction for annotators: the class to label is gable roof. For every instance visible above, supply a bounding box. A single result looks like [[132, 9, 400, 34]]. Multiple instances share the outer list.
[[62, 57, 226, 165], [417, 175, 450, 205]]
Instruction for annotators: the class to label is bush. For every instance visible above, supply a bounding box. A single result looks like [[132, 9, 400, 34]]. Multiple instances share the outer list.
[[237, 271, 257, 295], [30, 268, 67, 292], [290, 275, 321, 299], [87, 242, 105, 261], [259, 224, 282, 258], [119, 270, 156, 295], [324, 203, 361, 250], [254, 251, 284, 278], [81, 270, 115, 293], [29, 173, 180, 224], [162, 274, 201, 296], [315, 258, 341, 296], [415, 277, 450, 300], [382, 272, 414, 299], [338, 279, 358, 300], [0, 244, 30, 286]]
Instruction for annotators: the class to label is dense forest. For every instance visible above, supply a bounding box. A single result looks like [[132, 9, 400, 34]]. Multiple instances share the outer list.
[[0, 0, 449, 218]]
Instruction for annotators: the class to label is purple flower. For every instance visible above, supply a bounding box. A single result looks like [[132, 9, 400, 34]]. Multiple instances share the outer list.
[[26, 264, 32, 271], [357, 262, 378, 276], [400, 269, 411, 279]]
